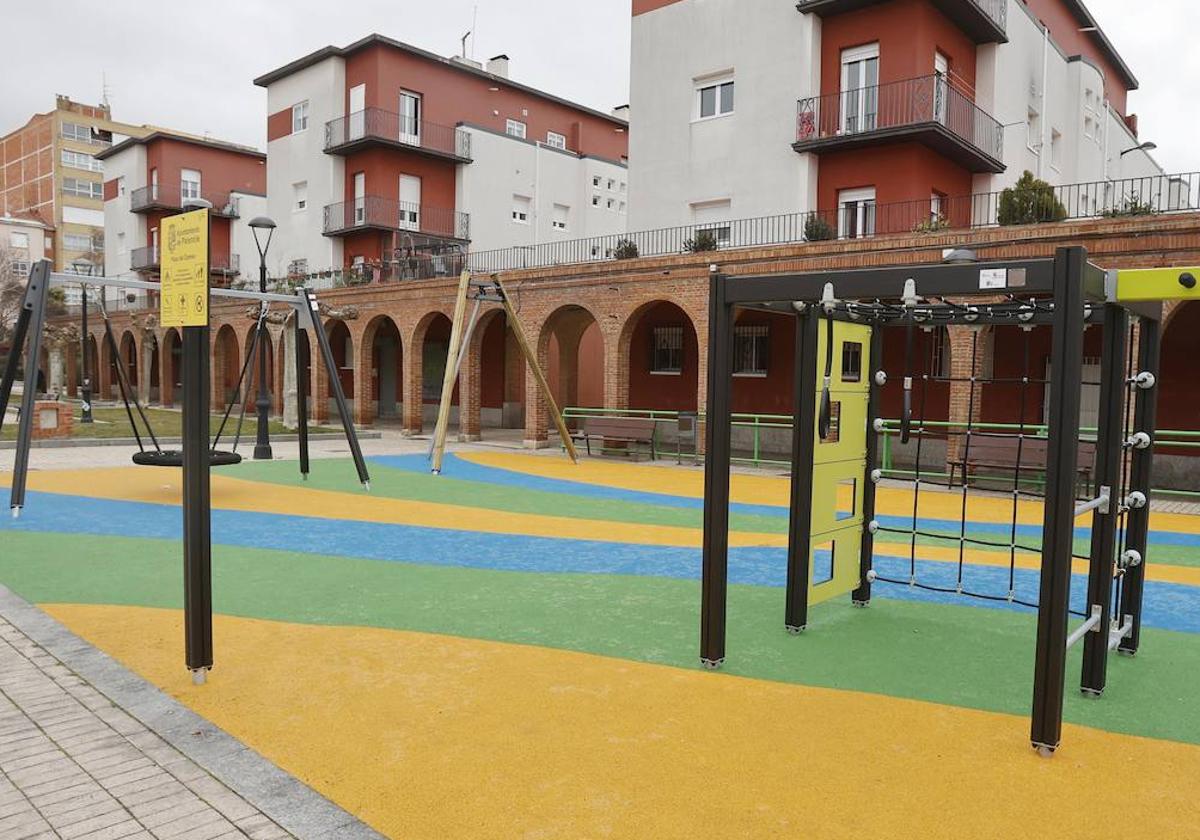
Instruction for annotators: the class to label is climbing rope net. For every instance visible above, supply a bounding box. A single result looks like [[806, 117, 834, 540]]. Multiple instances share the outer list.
[[822, 295, 1148, 619]]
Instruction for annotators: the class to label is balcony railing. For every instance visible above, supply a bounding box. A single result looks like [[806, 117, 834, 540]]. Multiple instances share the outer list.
[[130, 246, 239, 274], [324, 109, 472, 161], [322, 196, 470, 241], [796, 0, 1006, 43], [795, 74, 1004, 172], [129, 183, 242, 217]]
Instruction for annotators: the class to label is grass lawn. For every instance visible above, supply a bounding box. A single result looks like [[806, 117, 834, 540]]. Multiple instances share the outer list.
[[2, 405, 336, 441]]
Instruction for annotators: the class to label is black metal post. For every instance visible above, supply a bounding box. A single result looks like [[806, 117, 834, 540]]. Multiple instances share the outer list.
[[1119, 313, 1161, 654], [3, 262, 51, 515], [854, 325, 884, 605], [785, 309, 819, 632], [181, 323, 213, 680], [1080, 303, 1127, 695], [700, 267, 734, 668], [1030, 246, 1087, 754], [295, 312, 310, 479], [253, 258, 272, 460], [80, 283, 93, 423]]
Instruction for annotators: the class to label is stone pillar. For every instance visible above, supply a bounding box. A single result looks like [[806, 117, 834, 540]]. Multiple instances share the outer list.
[[282, 320, 299, 429], [402, 331, 424, 436], [138, 335, 153, 406], [48, 346, 65, 396], [458, 321, 486, 442], [523, 328, 550, 449]]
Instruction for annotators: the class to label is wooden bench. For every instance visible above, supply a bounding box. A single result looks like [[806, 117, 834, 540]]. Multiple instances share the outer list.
[[948, 436, 1095, 493], [571, 417, 658, 460]]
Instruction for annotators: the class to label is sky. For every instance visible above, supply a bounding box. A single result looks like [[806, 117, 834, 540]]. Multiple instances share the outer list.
[[1, 0, 1197, 174]]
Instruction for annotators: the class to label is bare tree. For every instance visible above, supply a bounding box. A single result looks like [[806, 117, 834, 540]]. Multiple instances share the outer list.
[[0, 244, 27, 347]]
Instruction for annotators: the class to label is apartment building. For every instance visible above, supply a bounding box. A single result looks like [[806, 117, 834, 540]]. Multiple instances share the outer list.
[[628, 0, 1164, 235], [0, 96, 150, 272], [1, 214, 53, 280], [252, 35, 630, 280], [97, 131, 267, 292]]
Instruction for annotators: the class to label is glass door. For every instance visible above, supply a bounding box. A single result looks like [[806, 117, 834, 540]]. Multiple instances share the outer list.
[[353, 172, 366, 226], [399, 174, 421, 231], [349, 84, 366, 141], [399, 91, 421, 146], [840, 45, 879, 134], [934, 52, 949, 124]]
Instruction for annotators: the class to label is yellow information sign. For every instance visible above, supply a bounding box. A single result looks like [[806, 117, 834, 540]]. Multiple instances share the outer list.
[[160, 208, 210, 328]]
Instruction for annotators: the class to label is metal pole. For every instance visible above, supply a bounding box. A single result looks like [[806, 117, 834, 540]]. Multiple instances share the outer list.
[[295, 312, 310, 480], [700, 266, 733, 668], [1030, 246, 1087, 755], [181, 323, 213, 682], [5, 261, 51, 516], [253, 257, 272, 460], [785, 309, 819, 632], [854, 325, 884, 605], [80, 283, 93, 423], [1080, 303, 1127, 695], [1119, 312, 1161, 654]]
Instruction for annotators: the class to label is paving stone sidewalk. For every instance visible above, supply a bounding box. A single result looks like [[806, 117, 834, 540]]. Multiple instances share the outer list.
[[0, 588, 384, 840]]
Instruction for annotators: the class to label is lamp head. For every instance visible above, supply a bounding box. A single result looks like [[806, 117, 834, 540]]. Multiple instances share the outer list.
[[249, 216, 277, 259]]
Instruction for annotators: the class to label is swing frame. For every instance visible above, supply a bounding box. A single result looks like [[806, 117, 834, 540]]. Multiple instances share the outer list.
[[699, 247, 1166, 754]]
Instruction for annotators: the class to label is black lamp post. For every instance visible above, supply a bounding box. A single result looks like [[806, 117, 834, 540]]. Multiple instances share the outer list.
[[70, 259, 95, 422], [248, 216, 277, 460], [1120, 141, 1157, 157]]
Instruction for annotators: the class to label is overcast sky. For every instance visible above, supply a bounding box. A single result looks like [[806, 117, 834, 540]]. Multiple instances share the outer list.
[[2, 0, 1196, 174]]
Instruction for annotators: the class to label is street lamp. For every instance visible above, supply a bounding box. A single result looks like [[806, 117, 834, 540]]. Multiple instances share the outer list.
[[1120, 141, 1157, 157], [70, 258, 97, 422], [248, 216, 277, 460]]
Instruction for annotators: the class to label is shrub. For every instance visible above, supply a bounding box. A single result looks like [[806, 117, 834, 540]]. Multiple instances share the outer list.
[[612, 238, 640, 260], [683, 229, 719, 252], [1102, 198, 1156, 218], [804, 214, 835, 242], [913, 214, 951, 233], [997, 171, 1068, 225]]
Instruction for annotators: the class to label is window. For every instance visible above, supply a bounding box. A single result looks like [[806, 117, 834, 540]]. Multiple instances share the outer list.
[[117, 232, 125, 255], [61, 150, 102, 172], [692, 199, 731, 247], [292, 101, 310, 133], [293, 181, 308, 211], [62, 178, 103, 199], [620, 181, 627, 193], [821, 402, 842, 443], [930, 191, 946, 225], [619, 201, 627, 215], [512, 194, 531, 224], [546, 131, 567, 150], [607, 178, 616, 191], [180, 169, 201, 201], [1050, 129, 1063, 170], [1027, 107, 1041, 152], [64, 233, 93, 252], [733, 325, 769, 376], [813, 540, 835, 585], [399, 91, 422, 143], [929, 327, 951, 378], [841, 341, 862, 382], [841, 44, 880, 133], [9, 232, 29, 250], [1084, 116, 1095, 139], [506, 119, 527, 139], [651, 326, 684, 374], [606, 198, 616, 211], [60, 122, 97, 143], [592, 175, 601, 188], [837, 187, 876, 239], [592, 194, 601, 207], [551, 204, 569, 231], [697, 77, 735, 119], [11, 260, 30, 277]]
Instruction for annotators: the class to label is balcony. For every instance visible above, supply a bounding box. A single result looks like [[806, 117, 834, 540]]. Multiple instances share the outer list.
[[795, 0, 1006, 43], [130, 246, 239, 275], [129, 184, 242, 218], [323, 196, 470, 242], [324, 109, 472, 162], [793, 75, 1005, 173]]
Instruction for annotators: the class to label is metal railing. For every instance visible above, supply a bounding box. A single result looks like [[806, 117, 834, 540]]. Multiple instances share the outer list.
[[130, 245, 159, 271], [795, 74, 1004, 162], [468, 171, 1200, 273], [324, 109, 472, 160], [129, 184, 241, 217], [322, 196, 470, 241]]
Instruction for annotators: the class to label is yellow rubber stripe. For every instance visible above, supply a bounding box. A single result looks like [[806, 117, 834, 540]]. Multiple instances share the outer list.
[[461, 451, 1200, 534], [46, 604, 1200, 840], [0, 467, 783, 549]]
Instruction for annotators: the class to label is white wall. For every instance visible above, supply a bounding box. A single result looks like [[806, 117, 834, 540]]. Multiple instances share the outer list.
[[264, 57, 346, 276], [100, 144, 147, 293], [628, 0, 821, 231], [457, 127, 628, 253], [229, 192, 269, 283]]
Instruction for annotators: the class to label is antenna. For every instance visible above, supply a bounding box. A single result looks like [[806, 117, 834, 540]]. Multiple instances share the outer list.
[[101, 71, 111, 109], [471, 5, 478, 58]]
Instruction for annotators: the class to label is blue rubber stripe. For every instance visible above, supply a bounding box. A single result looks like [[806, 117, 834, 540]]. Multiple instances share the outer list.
[[3, 489, 1198, 635], [370, 454, 1200, 547]]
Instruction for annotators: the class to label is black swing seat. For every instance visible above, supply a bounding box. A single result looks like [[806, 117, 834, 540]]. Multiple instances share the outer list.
[[132, 450, 243, 468]]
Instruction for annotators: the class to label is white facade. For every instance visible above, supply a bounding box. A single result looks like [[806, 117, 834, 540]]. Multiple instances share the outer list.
[[458, 126, 628, 254], [263, 56, 347, 278], [628, 0, 821, 231], [1, 215, 52, 281], [630, 0, 1164, 231]]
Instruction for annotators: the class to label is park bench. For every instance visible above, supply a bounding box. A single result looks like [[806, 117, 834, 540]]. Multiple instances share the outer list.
[[571, 416, 658, 460], [948, 436, 1096, 494]]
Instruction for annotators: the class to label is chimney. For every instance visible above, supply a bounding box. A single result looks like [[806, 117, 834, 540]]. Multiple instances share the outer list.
[[1124, 113, 1139, 138], [611, 104, 630, 122], [487, 54, 510, 78]]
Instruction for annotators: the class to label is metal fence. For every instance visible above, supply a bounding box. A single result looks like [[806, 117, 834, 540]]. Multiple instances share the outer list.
[[324, 109, 472, 160], [469, 172, 1200, 273], [322, 197, 470, 241]]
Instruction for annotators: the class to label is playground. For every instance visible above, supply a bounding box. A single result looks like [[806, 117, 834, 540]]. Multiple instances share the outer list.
[[1, 445, 1199, 838]]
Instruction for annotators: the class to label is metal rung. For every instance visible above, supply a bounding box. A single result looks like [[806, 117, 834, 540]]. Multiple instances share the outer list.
[[1066, 605, 1103, 649], [1073, 485, 1111, 518], [1108, 615, 1134, 651]]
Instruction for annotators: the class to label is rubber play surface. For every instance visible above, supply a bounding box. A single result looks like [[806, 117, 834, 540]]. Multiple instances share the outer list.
[[2, 452, 1198, 838]]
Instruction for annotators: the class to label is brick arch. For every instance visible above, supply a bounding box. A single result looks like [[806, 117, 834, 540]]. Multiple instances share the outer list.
[[241, 322, 275, 415], [212, 323, 241, 411], [160, 329, 181, 407], [616, 298, 701, 413], [1159, 300, 1199, 438], [357, 313, 405, 426], [403, 309, 455, 434], [315, 318, 354, 423], [118, 330, 139, 390], [458, 307, 509, 440], [535, 304, 607, 425]]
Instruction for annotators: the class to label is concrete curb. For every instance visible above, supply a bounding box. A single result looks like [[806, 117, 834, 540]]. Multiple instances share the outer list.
[[0, 584, 387, 840], [0, 431, 383, 450]]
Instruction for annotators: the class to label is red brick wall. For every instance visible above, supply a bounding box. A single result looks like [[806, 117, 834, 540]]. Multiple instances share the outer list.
[[731, 310, 796, 415], [145, 137, 266, 198], [628, 301, 699, 411]]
